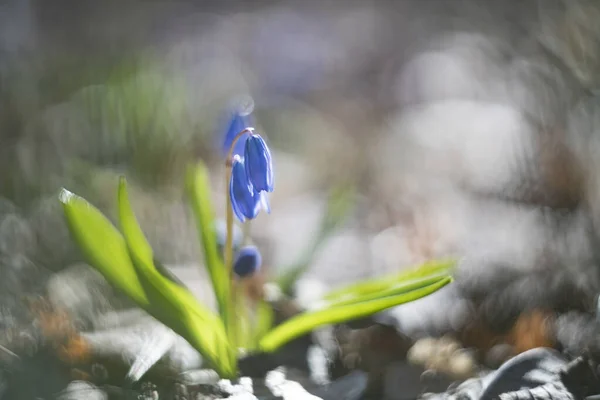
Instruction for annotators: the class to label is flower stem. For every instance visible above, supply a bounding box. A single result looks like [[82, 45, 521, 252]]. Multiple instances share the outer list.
[[224, 127, 254, 274], [224, 165, 236, 360], [223, 127, 253, 368]]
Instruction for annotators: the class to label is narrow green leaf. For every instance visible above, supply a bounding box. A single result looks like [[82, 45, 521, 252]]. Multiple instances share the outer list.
[[236, 304, 253, 350], [259, 276, 452, 353], [324, 274, 449, 309], [60, 186, 237, 377], [116, 177, 154, 268], [117, 177, 235, 377], [186, 163, 236, 369], [251, 300, 275, 350], [323, 259, 456, 301], [186, 163, 231, 320], [59, 188, 150, 308]]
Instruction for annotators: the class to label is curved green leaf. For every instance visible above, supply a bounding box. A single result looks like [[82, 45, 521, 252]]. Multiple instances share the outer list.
[[251, 300, 275, 350], [259, 276, 452, 353], [324, 274, 450, 309], [323, 259, 456, 301], [186, 163, 230, 321], [60, 187, 230, 372], [59, 188, 150, 307], [117, 177, 235, 377]]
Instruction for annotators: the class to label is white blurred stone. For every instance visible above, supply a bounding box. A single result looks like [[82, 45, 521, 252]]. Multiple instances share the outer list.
[[214, 378, 257, 400], [239, 377, 253, 393], [294, 278, 329, 310], [81, 321, 204, 375], [127, 325, 176, 382], [57, 381, 107, 400], [178, 369, 220, 386], [407, 338, 437, 366], [448, 350, 476, 379], [394, 32, 505, 106], [307, 345, 330, 385], [263, 283, 283, 303], [47, 264, 130, 327], [92, 309, 149, 330], [265, 368, 323, 400], [379, 100, 532, 196]]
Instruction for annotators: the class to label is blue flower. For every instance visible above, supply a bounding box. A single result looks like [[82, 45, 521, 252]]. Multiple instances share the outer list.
[[229, 155, 271, 222], [221, 110, 254, 158], [233, 246, 262, 278], [244, 134, 274, 193]]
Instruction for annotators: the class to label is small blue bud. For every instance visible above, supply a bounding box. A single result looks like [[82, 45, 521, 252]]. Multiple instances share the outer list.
[[244, 134, 274, 193], [229, 156, 260, 223], [233, 246, 262, 278]]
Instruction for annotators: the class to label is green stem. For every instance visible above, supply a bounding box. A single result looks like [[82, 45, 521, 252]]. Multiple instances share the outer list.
[[223, 127, 254, 368], [224, 127, 254, 274]]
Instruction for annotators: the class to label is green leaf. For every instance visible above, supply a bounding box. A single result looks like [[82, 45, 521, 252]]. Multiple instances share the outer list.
[[186, 163, 231, 321], [251, 300, 275, 350], [186, 162, 239, 370], [323, 259, 456, 302], [117, 177, 235, 377], [236, 303, 253, 350], [324, 274, 450, 309], [258, 276, 452, 353], [59, 188, 150, 308]]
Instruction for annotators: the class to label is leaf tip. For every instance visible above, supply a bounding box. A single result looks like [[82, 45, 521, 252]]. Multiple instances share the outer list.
[[58, 188, 75, 204]]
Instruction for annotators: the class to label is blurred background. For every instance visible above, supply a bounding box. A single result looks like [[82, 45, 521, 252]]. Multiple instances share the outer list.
[[2, 0, 600, 397]]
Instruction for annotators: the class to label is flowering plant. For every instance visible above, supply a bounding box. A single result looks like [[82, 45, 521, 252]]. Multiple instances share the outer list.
[[58, 106, 454, 378]]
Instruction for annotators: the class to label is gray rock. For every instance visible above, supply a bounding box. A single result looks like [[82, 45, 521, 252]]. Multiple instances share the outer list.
[[81, 319, 204, 377], [485, 344, 515, 369], [0, 212, 33, 256], [57, 381, 107, 400], [27, 195, 79, 270], [47, 263, 133, 329], [177, 369, 220, 386]]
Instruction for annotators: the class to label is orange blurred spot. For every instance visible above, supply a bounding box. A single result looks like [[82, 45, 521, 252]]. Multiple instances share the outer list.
[[57, 335, 92, 364], [27, 297, 92, 365], [507, 310, 555, 354]]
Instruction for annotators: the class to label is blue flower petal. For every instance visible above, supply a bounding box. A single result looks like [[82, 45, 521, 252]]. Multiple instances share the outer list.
[[229, 156, 260, 222], [233, 246, 262, 278], [258, 191, 271, 214], [244, 134, 274, 193], [221, 112, 253, 157]]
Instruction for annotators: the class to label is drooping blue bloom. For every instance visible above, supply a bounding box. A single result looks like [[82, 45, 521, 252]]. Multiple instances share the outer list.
[[233, 246, 262, 278], [221, 110, 254, 158], [229, 154, 272, 223], [244, 134, 274, 193], [230, 155, 259, 222]]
